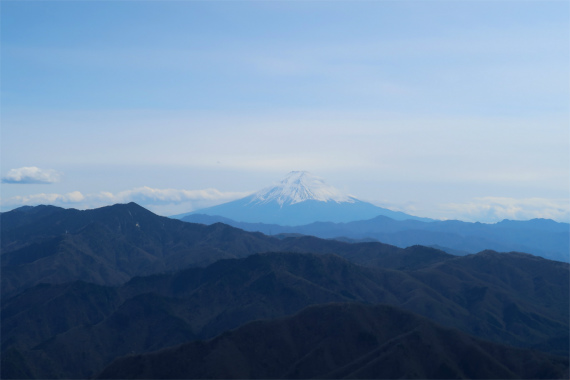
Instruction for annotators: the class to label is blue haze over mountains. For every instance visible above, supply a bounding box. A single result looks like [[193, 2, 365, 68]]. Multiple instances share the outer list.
[[177, 171, 570, 263], [2, 200, 569, 378], [2, 1, 569, 378]]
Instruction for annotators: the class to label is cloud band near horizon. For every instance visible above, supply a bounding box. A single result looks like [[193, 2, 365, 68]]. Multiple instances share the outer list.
[[1, 186, 568, 223], [0, 186, 252, 214]]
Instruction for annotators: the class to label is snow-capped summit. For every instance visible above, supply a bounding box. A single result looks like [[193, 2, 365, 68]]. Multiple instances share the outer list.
[[250, 171, 355, 206], [174, 171, 431, 225]]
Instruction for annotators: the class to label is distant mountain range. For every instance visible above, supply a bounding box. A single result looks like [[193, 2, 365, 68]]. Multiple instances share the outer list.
[[173, 171, 568, 262], [172, 171, 432, 224], [182, 213, 570, 262], [2, 202, 568, 379]]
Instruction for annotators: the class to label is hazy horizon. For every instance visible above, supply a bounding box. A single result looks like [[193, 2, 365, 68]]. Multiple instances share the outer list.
[[2, 1, 568, 223]]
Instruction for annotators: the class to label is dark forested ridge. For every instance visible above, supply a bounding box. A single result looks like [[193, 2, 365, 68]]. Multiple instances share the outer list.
[[2, 252, 568, 378], [1, 203, 451, 298], [97, 303, 568, 380], [1, 203, 568, 379]]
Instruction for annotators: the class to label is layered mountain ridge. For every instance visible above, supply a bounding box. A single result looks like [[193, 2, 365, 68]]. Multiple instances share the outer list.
[[0, 202, 440, 298], [97, 302, 568, 380], [182, 213, 570, 262], [3, 250, 569, 378], [2, 202, 568, 379]]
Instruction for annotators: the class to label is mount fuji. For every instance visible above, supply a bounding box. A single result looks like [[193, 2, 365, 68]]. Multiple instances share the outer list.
[[173, 171, 432, 225]]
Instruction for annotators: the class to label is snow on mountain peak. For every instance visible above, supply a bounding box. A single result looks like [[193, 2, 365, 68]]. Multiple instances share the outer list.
[[250, 171, 355, 206]]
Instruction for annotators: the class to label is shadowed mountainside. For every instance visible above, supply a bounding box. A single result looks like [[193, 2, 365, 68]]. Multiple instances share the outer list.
[[2, 203, 568, 379], [97, 303, 569, 379], [2, 251, 568, 379], [1, 203, 452, 298]]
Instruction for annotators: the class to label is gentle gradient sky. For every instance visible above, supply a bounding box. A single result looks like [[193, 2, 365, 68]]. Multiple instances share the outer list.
[[1, 1, 569, 222]]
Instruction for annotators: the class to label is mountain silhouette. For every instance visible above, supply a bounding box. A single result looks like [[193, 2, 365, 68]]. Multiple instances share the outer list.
[[173, 171, 431, 224], [1, 203, 445, 298], [2, 203, 568, 379]]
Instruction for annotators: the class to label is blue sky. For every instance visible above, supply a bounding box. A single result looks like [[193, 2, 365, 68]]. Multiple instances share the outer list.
[[1, 1, 569, 222]]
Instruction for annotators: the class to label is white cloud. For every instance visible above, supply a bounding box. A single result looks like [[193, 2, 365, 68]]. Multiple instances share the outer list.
[[2, 167, 62, 184], [94, 186, 251, 205], [65, 191, 85, 203], [438, 197, 570, 223], [4, 191, 85, 205], [0, 186, 251, 215]]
